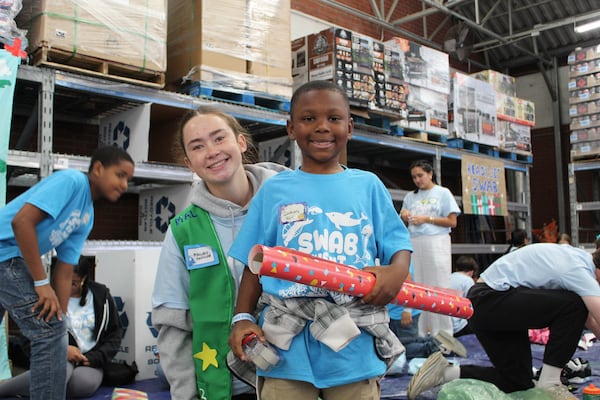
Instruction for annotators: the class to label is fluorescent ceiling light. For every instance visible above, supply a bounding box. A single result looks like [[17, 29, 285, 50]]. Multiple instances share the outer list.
[[575, 19, 600, 34]]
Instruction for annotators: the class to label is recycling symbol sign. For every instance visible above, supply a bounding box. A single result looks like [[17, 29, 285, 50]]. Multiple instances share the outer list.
[[154, 196, 176, 233], [112, 120, 130, 150], [113, 296, 129, 339], [146, 312, 159, 338]]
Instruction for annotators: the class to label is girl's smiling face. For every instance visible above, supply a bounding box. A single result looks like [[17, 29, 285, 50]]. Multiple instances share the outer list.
[[182, 113, 247, 186]]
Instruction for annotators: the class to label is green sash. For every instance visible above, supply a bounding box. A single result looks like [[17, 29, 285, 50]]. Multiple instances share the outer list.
[[171, 204, 235, 400]]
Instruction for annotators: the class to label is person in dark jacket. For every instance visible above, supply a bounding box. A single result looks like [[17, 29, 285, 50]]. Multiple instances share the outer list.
[[0, 256, 123, 398]]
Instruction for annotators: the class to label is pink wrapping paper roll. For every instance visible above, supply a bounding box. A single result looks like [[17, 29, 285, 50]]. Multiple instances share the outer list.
[[249, 245, 473, 319]]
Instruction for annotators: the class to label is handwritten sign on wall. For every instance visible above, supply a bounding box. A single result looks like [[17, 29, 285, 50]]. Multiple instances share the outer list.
[[461, 154, 507, 216]]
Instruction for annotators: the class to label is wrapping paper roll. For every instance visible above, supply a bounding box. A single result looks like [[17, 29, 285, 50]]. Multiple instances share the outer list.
[[249, 245, 473, 319]]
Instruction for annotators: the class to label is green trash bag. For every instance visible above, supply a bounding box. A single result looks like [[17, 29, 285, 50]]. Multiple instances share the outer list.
[[438, 379, 554, 400]]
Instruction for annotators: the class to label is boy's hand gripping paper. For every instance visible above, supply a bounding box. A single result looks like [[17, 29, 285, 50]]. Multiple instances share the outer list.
[[248, 245, 473, 318]]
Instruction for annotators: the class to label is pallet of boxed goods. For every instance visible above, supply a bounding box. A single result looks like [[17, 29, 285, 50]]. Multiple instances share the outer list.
[[568, 44, 600, 65], [571, 127, 600, 143], [17, 0, 167, 88], [166, 0, 292, 99], [571, 140, 600, 161]]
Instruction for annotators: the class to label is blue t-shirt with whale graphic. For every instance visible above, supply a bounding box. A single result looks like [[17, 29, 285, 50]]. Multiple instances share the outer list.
[[229, 166, 412, 388]]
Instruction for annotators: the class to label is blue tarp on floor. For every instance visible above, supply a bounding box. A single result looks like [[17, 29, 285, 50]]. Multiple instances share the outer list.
[[7, 333, 600, 399]]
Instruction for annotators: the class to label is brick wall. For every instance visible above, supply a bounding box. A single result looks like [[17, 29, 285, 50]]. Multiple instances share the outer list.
[[291, 0, 445, 40]]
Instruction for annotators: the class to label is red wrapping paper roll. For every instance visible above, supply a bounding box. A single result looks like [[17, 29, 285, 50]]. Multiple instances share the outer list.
[[249, 245, 473, 319]]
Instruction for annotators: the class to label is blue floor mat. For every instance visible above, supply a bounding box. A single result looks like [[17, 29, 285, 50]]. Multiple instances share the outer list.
[[380, 333, 600, 399], [6, 333, 600, 399]]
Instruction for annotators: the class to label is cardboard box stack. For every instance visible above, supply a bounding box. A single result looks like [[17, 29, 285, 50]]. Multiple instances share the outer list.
[[296, 28, 412, 116], [472, 69, 534, 153], [18, 0, 167, 74], [98, 104, 151, 163], [449, 72, 498, 147], [303, 27, 354, 102], [167, 0, 292, 98], [138, 184, 193, 241], [383, 41, 407, 116], [95, 248, 162, 381], [385, 37, 450, 136], [568, 44, 600, 159]]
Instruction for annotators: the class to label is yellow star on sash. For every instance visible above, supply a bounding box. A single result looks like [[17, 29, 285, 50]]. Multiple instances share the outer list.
[[193, 342, 219, 371]]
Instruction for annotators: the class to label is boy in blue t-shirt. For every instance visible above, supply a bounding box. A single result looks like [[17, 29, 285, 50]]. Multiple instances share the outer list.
[[228, 80, 412, 399], [0, 146, 134, 400]]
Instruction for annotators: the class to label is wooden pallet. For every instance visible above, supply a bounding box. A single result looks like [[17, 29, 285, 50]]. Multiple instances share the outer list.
[[499, 149, 534, 163], [571, 151, 600, 161], [447, 138, 499, 157], [352, 114, 391, 134], [401, 129, 448, 145], [184, 81, 290, 112], [30, 45, 165, 89]]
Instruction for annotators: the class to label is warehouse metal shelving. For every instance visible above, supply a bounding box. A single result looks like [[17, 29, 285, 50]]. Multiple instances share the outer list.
[[568, 160, 600, 248], [9, 64, 531, 255]]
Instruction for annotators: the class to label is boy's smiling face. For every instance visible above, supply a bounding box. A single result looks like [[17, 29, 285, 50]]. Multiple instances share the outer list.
[[287, 89, 353, 174]]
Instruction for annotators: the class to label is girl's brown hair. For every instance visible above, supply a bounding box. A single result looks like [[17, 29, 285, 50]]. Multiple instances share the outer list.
[[177, 107, 257, 164]]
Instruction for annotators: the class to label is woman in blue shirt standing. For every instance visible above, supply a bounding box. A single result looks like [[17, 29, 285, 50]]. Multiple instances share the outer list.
[[400, 160, 461, 338]]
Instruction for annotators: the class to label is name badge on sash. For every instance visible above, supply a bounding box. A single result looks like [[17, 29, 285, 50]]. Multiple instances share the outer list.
[[185, 244, 220, 270]]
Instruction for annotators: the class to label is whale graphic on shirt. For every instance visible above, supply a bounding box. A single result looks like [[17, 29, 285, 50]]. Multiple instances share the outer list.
[[325, 211, 368, 230], [282, 218, 313, 246]]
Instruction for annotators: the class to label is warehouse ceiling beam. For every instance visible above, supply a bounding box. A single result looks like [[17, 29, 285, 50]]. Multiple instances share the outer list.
[[384, 0, 400, 22], [319, 0, 448, 48], [532, 37, 555, 101], [369, 0, 384, 20], [390, 0, 470, 25], [472, 9, 600, 53], [502, 36, 600, 69], [420, 0, 553, 67]]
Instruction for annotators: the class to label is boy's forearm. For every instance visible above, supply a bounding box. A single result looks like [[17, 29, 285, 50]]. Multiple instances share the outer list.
[[234, 267, 262, 314], [52, 261, 74, 313], [12, 208, 47, 281], [389, 250, 411, 281]]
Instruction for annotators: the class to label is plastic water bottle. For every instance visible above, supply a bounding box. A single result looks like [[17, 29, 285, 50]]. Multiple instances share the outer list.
[[241, 333, 280, 371], [583, 383, 600, 400]]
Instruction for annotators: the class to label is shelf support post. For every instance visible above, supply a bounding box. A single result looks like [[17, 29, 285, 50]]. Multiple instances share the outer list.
[[38, 68, 54, 179]]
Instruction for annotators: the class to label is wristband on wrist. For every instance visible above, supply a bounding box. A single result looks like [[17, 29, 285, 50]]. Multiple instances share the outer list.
[[34, 277, 50, 287], [429, 216, 434, 224], [231, 312, 256, 326]]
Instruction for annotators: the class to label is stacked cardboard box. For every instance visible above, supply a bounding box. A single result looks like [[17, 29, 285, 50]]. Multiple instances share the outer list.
[[95, 248, 162, 381], [472, 69, 534, 153], [449, 72, 498, 147], [568, 44, 600, 158], [138, 184, 193, 241], [301, 27, 355, 104], [471, 70, 516, 96], [18, 0, 167, 73], [382, 40, 407, 116], [295, 28, 413, 116], [385, 37, 450, 136], [167, 0, 292, 98]]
